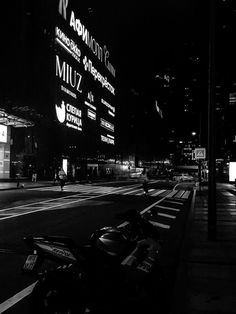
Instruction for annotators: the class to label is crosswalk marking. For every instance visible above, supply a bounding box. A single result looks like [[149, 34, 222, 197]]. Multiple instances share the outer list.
[[181, 191, 191, 199], [167, 190, 179, 198], [174, 190, 186, 198], [28, 184, 172, 198], [155, 204, 181, 212], [30, 183, 191, 200], [0, 183, 191, 222], [148, 220, 171, 229], [222, 191, 235, 197], [152, 189, 166, 196], [166, 199, 184, 205], [157, 212, 176, 219]]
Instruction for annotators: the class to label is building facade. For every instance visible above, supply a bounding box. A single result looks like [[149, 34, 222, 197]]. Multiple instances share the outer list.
[[0, 0, 117, 180]]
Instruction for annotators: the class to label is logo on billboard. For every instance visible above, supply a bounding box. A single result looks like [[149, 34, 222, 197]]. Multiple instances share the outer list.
[[55, 101, 82, 131], [83, 56, 115, 95], [0, 124, 7, 143], [58, 0, 68, 20], [55, 27, 81, 63], [55, 101, 66, 123], [56, 55, 82, 93]]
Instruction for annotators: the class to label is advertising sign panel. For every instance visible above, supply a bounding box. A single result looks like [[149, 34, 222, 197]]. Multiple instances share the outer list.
[[54, 0, 116, 154], [0, 125, 7, 143]]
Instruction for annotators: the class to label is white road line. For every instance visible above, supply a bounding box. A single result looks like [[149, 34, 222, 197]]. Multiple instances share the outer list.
[[148, 220, 171, 229], [0, 282, 37, 314], [155, 204, 180, 212], [157, 212, 176, 219], [117, 192, 170, 228], [122, 188, 142, 195], [181, 191, 191, 199], [151, 189, 166, 196], [174, 190, 185, 198], [168, 190, 179, 198], [221, 191, 235, 196], [0, 193, 114, 221], [165, 200, 184, 205], [0, 185, 186, 312], [0, 184, 150, 221]]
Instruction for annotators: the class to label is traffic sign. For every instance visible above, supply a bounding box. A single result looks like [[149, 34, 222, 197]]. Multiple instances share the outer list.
[[195, 148, 206, 159]]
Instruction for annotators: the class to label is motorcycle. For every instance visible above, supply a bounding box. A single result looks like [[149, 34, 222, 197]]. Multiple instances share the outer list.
[[22, 209, 162, 314]]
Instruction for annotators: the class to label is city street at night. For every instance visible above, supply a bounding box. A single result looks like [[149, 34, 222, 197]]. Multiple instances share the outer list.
[[2, 0, 236, 313], [0, 179, 194, 313]]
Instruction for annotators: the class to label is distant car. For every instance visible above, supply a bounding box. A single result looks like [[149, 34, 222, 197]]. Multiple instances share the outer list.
[[173, 173, 194, 182]]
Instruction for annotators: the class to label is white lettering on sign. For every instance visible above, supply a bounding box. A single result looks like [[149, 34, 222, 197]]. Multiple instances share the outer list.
[[87, 91, 94, 103], [101, 135, 115, 145], [55, 27, 81, 62], [58, 5, 116, 77], [101, 98, 115, 113], [55, 100, 82, 131], [56, 55, 82, 93], [84, 101, 96, 111], [100, 118, 114, 132], [61, 85, 77, 99], [87, 109, 96, 120], [83, 56, 115, 95], [104, 45, 116, 77], [58, 0, 68, 20], [69, 11, 103, 63], [108, 110, 115, 117]]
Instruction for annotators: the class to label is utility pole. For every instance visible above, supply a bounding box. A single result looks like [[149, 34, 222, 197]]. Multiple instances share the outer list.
[[208, 0, 216, 240]]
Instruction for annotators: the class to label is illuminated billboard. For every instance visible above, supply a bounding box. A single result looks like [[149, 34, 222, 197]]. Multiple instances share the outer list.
[[0, 125, 7, 143], [229, 162, 236, 182], [54, 0, 116, 153]]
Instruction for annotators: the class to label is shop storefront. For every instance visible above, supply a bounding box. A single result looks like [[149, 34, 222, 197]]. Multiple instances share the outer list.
[[0, 109, 34, 179]]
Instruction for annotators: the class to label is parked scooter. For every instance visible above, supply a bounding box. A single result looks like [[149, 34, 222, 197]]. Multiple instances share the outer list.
[[23, 209, 161, 314]]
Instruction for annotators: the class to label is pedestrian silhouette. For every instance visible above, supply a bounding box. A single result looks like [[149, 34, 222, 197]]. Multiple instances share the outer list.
[[58, 168, 67, 191]]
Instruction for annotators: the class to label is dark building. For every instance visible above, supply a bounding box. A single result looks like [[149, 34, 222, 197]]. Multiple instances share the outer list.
[[0, 0, 117, 180]]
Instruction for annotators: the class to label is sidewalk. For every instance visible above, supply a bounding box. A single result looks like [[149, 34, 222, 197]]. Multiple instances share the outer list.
[[171, 183, 236, 314], [0, 179, 59, 191]]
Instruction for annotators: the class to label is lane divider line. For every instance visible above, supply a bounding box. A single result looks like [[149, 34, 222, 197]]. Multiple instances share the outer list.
[[0, 282, 37, 314]]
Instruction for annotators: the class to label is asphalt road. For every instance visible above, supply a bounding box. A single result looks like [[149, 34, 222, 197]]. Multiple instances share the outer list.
[[0, 179, 195, 314]]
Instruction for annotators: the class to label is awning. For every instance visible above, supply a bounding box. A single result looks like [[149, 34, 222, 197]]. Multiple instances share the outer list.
[[0, 109, 34, 128]]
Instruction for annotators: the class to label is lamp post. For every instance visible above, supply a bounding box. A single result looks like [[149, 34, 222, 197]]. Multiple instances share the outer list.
[[208, 0, 216, 240]]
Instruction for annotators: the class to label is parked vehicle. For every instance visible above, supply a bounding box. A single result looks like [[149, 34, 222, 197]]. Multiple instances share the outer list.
[[23, 209, 161, 314], [173, 172, 194, 182]]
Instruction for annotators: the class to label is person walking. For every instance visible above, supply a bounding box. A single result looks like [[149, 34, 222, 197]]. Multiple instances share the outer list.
[[58, 168, 67, 191], [32, 170, 37, 182]]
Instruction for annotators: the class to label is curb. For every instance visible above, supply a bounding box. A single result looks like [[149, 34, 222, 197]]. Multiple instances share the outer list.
[[169, 187, 197, 314]]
